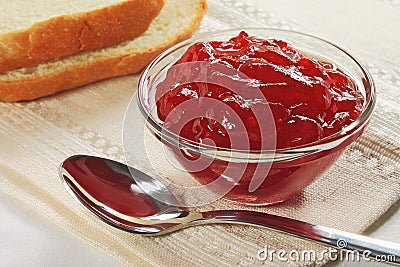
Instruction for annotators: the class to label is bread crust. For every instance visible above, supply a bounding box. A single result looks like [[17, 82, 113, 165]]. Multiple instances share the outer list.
[[0, 0, 165, 73], [0, 0, 207, 102]]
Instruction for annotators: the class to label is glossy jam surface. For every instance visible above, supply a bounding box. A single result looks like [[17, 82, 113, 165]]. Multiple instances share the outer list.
[[151, 31, 368, 205], [156, 31, 364, 150]]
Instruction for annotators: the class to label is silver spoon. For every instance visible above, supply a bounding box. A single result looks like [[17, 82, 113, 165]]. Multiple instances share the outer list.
[[60, 155, 400, 263]]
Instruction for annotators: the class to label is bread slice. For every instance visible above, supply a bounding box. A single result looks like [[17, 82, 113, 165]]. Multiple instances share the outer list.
[[0, 0, 207, 102], [0, 0, 165, 73]]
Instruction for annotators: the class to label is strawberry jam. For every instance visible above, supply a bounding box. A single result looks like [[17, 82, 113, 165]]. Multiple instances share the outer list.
[[152, 31, 366, 205], [156, 31, 364, 150]]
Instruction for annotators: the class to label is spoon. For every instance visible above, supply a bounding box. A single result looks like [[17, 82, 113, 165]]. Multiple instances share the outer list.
[[60, 155, 400, 263]]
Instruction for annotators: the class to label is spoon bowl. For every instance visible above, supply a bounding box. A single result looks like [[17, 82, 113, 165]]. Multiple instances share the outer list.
[[60, 155, 400, 263], [60, 155, 193, 234]]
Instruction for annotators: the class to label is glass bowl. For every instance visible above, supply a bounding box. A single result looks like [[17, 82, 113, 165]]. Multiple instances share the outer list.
[[136, 28, 375, 206]]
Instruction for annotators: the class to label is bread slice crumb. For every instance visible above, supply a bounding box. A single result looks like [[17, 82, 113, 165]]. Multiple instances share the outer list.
[[0, 0, 207, 102], [0, 0, 165, 73]]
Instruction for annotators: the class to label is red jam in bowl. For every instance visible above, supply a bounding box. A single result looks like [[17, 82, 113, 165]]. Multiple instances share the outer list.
[[153, 31, 366, 205]]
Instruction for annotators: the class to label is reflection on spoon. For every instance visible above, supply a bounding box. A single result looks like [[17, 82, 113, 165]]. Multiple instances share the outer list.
[[60, 155, 400, 262]]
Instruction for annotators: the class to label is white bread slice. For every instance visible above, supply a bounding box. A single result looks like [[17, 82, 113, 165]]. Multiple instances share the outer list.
[[0, 0, 207, 102], [0, 0, 165, 73]]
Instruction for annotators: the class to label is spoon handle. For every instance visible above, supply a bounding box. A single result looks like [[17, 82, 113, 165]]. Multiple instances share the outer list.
[[201, 210, 400, 263]]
